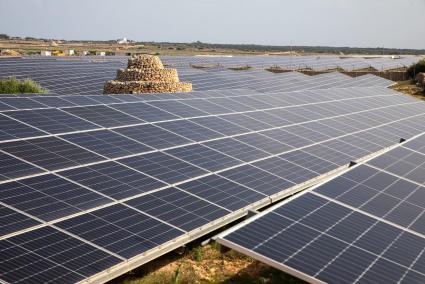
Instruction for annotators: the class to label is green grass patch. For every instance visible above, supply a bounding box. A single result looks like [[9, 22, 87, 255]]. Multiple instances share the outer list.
[[190, 246, 203, 262], [0, 77, 46, 94]]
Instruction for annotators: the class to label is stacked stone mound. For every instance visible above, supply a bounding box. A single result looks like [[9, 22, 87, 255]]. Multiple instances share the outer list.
[[103, 55, 192, 94]]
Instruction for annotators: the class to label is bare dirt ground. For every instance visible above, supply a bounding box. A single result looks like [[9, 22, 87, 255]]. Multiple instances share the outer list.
[[0, 39, 263, 57], [110, 242, 305, 284]]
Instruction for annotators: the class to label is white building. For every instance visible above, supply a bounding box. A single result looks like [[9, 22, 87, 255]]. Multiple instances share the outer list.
[[65, 49, 75, 56], [40, 50, 52, 56], [97, 51, 106, 56], [117, 37, 129, 44]]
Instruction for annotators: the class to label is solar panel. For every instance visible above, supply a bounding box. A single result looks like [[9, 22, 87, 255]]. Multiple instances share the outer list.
[[58, 161, 166, 199], [109, 102, 179, 122], [147, 100, 208, 117], [181, 98, 234, 114], [119, 152, 208, 184], [0, 97, 47, 109], [235, 132, 293, 154], [3, 108, 99, 134], [0, 226, 122, 283], [0, 174, 112, 221], [60, 129, 153, 158], [209, 97, 256, 112], [220, 113, 273, 131], [0, 204, 41, 237], [177, 174, 266, 211], [126, 187, 229, 231], [0, 136, 104, 171], [217, 134, 425, 284], [190, 116, 249, 135], [55, 204, 184, 259], [0, 152, 45, 181], [165, 144, 240, 172], [0, 113, 46, 142], [30, 96, 77, 108], [204, 138, 269, 162], [157, 120, 224, 142], [113, 124, 191, 149], [62, 105, 143, 127], [219, 164, 294, 196], [2, 56, 425, 283]]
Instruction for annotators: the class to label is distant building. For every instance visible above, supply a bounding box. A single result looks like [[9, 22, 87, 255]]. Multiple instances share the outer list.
[[65, 49, 75, 56], [82, 51, 89, 56], [40, 50, 52, 56], [117, 37, 129, 44], [97, 51, 106, 56]]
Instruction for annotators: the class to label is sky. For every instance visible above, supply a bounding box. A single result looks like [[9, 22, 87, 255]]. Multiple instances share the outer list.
[[1, 0, 425, 49]]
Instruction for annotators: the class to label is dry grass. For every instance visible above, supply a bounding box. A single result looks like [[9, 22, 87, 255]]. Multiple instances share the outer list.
[[390, 80, 425, 100], [110, 242, 305, 284]]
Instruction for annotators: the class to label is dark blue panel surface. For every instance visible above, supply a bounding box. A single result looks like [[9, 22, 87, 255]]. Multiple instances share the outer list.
[[0, 174, 112, 221], [59, 161, 166, 199], [178, 175, 266, 211], [126, 187, 229, 231], [62, 105, 142, 127], [56, 204, 183, 258], [61, 129, 152, 158], [0, 205, 41, 237], [0, 226, 121, 283], [114, 124, 191, 149], [119, 152, 207, 184], [0, 152, 45, 181], [0, 137, 104, 171], [4, 108, 99, 134], [165, 144, 240, 172]]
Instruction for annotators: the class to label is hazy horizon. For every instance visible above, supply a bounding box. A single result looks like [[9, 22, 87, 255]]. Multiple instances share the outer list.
[[1, 0, 425, 50]]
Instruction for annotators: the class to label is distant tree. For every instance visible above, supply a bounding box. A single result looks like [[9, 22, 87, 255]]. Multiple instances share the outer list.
[[407, 60, 425, 78], [0, 34, 10, 39]]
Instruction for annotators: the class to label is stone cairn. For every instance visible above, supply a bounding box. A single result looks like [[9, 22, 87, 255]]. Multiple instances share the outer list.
[[103, 55, 192, 94]]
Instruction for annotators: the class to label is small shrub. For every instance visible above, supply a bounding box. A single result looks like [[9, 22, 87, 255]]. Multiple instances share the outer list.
[[0, 77, 46, 94], [172, 265, 182, 284], [228, 65, 252, 71], [407, 59, 425, 78], [265, 65, 289, 73], [191, 247, 203, 262], [190, 64, 209, 69], [210, 241, 221, 251]]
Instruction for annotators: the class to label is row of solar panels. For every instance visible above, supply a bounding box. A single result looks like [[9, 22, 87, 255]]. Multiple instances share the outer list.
[[0, 57, 394, 95], [8, 54, 412, 72], [0, 86, 400, 141], [162, 55, 422, 71], [2, 86, 425, 283], [0, 87, 417, 202], [218, 132, 425, 284]]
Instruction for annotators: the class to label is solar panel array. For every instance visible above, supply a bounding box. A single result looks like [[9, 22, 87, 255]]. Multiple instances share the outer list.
[[164, 55, 422, 71], [218, 133, 425, 284], [1, 56, 425, 283], [0, 56, 398, 95]]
